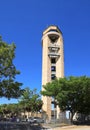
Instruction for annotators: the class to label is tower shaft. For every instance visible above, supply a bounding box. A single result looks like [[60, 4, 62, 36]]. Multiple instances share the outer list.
[[42, 25, 64, 120]]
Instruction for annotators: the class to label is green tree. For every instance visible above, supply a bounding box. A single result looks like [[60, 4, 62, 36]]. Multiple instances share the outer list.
[[19, 87, 43, 116], [41, 76, 90, 121], [0, 103, 20, 119], [0, 36, 22, 99]]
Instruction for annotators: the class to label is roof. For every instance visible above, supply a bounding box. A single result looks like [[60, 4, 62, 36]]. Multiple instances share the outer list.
[[43, 25, 62, 35]]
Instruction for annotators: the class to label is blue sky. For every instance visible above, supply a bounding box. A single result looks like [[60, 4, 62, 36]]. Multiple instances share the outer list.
[[0, 0, 90, 104]]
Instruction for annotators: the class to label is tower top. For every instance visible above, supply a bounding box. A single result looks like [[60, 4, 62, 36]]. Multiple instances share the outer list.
[[43, 25, 62, 35]]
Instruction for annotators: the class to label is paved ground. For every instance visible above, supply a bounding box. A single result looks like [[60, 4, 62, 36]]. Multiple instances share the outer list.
[[0, 122, 45, 130], [50, 125, 90, 130], [0, 122, 90, 130], [0, 122, 54, 130]]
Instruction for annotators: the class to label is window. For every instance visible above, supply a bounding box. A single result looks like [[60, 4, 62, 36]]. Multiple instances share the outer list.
[[51, 58, 56, 64], [50, 36, 57, 43], [51, 74, 56, 80], [51, 66, 56, 71], [49, 35, 59, 43]]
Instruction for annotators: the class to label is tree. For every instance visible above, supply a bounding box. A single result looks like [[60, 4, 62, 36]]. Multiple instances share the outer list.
[[41, 76, 90, 121], [19, 87, 43, 116], [0, 36, 22, 99], [0, 103, 21, 119]]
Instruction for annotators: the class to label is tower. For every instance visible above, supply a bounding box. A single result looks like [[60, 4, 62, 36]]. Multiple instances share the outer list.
[[41, 25, 64, 120]]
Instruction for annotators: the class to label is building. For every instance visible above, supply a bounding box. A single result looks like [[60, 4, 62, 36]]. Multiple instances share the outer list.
[[41, 25, 64, 120]]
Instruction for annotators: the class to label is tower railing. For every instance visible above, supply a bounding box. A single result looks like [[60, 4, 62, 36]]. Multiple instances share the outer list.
[[48, 43, 60, 49], [48, 52, 60, 58]]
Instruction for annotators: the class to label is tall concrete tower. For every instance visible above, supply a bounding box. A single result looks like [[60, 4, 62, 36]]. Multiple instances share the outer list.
[[41, 25, 64, 120]]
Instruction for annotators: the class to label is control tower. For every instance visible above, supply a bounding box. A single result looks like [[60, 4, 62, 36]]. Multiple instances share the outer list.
[[41, 25, 64, 120]]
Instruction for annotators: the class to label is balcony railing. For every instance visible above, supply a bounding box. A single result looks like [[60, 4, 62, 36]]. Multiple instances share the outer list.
[[48, 43, 60, 49], [48, 52, 60, 58], [51, 71, 56, 75], [48, 47, 59, 51]]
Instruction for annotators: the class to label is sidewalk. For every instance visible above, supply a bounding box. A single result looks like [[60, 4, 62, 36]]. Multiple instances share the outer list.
[[50, 125, 75, 130], [50, 125, 90, 130], [42, 123, 72, 130]]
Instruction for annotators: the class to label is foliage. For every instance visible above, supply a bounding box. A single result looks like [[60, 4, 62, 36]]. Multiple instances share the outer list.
[[41, 76, 90, 116], [0, 103, 20, 117], [0, 87, 43, 118], [19, 87, 43, 113], [0, 36, 22, 99]]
